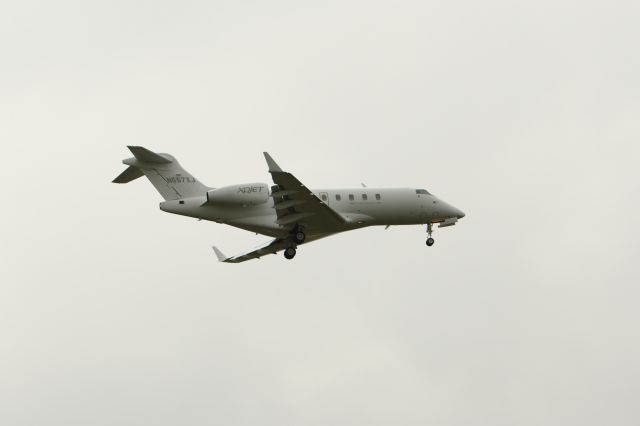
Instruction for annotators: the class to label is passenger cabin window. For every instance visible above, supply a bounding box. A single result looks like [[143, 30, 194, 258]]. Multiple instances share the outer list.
[[336, 194, 341, 201], [416, 189, 431, 195], [349, 194, 354, 201], [321, 194, 328, 201], [362, 194, 368, 201], [375, 193, 381, 200]]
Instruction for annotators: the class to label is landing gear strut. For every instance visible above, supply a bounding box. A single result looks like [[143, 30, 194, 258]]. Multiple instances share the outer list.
[[426, 223, 435, 246], [284, 247, 297, 260]]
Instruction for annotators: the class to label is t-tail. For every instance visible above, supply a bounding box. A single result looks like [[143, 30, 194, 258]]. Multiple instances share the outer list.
[[113, 146, 210, 200]]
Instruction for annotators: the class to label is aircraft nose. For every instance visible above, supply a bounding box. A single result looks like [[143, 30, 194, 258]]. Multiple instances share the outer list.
[[436, 199, 466, 220], [447, 204, 465, 219]]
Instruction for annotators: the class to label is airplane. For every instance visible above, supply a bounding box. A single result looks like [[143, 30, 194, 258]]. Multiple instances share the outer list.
[[113, 146, 465, 263]]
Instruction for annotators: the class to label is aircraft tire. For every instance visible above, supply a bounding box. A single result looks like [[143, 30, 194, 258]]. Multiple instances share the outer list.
[[284, 247, 297, 259], [294, 231, 306, 244], [426, 238, 435, 246]]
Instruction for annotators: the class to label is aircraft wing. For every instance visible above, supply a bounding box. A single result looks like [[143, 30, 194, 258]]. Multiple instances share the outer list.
[[263, 152, 346, 231], [212, 239, 291, 263], [213, 232, 333, 263]]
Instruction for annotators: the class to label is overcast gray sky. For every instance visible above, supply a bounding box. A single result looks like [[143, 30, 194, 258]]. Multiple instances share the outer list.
[[2, 1, 639, 425]]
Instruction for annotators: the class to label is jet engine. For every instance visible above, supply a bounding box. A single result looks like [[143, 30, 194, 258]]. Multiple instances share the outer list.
[[205, 183, 269, 206]]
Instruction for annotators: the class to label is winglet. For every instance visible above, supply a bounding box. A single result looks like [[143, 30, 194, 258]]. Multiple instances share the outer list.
[[212, 246, 229, 262], [263, 152, 283, 172]]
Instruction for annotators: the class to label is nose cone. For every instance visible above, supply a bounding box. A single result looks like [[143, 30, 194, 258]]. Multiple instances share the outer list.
[[444, 202, 465, 219], [433, 197, 466, 220]]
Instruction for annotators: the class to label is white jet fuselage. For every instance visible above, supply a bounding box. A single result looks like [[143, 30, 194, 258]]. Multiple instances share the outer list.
[[160, 187, 464, 239]]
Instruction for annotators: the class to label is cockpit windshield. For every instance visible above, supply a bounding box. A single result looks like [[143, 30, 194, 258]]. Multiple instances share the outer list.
[[416, 189, 431, 195]]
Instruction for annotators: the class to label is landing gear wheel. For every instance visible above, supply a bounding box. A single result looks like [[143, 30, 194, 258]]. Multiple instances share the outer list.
[[294, 231, 306, 244], [284, 247, 297, 260], [425, 223, 434, 246]]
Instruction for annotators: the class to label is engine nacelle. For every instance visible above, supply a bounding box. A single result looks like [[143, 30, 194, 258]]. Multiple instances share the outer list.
[[205, 183, 269, 206]]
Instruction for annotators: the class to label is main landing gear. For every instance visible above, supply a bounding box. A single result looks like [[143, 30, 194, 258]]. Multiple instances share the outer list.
[[284, 227, 304, 260], [426, 223, 435, 246], [294, 230, 306, 244], [284, 246, 297, 260]]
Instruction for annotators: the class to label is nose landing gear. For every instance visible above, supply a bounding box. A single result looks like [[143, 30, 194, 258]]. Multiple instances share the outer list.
[[426, 223, 435, 246]]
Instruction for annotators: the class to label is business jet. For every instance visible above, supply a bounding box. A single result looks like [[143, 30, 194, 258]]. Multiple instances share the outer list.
[[113, 146, 465, 263]]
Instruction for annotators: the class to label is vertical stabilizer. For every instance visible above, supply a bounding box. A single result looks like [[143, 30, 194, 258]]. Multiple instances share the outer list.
[[113, 146, 210, 200]]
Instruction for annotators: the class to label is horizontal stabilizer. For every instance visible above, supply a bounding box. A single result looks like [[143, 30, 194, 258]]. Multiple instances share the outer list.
[[127, 146, 172, 164], [112, 166, 144, 183]]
